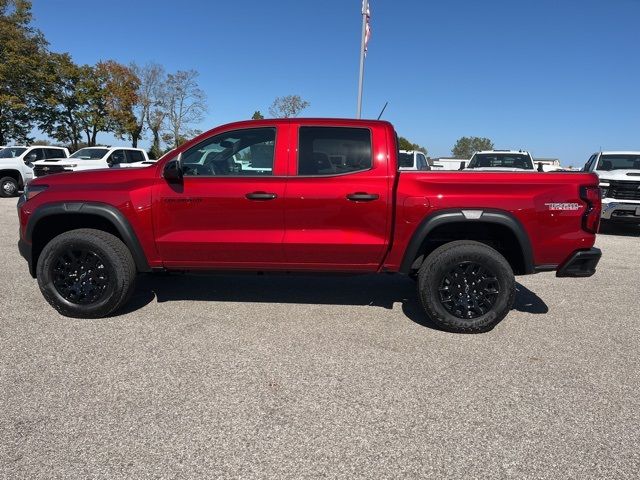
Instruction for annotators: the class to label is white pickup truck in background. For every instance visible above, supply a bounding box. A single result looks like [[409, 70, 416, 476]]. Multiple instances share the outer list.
[[0, 145, 70, 197], [398, 150, 430, 171], [466, 150, 535, 171], [32, 146, 152, 178], [583, 151, 640, 225]]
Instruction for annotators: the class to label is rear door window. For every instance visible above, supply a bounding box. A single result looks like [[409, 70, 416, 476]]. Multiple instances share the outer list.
[[297, 127, 372, 175], [126, 150, 145, 163], [44, 148, 65, 159], [109, 150, 126, 165]]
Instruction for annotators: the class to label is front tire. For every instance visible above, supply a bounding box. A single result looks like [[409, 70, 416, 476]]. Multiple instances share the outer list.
[[0, 176, 19, 197], [36, 229, 136, 318], [417, 240, 515, 333]]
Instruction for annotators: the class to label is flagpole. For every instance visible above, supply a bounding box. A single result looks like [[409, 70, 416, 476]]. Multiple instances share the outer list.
[[356, 0, 368, 119]]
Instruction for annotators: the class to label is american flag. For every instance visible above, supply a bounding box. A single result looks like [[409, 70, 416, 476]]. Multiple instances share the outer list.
[[363, 0, 371, 55]]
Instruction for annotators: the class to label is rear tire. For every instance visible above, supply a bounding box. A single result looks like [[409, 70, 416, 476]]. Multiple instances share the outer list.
[[0, 176, 19, 198], [417, 240, 515, 333], [36, 229, 136, 318]]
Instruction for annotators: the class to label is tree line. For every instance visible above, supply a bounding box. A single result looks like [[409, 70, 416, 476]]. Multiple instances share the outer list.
[[1, 1, 206, 157]]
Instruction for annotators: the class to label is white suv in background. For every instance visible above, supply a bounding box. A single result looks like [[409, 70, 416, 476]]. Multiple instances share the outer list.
[[398, 150, 430, 171], [466, 150, 535, 171], [0, 145, 70, 197], [583, 151, 640, 224], [32, 146, 151, 178]]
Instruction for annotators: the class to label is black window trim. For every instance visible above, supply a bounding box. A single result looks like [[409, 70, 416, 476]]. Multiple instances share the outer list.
[[295, 125, 374, 178]]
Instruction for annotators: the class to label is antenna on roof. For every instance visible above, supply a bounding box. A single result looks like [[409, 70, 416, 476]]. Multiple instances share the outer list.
[[377, 101, 389, 120]]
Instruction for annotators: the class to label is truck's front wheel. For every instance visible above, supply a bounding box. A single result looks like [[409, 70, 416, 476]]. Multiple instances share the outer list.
[[37, 229, 136, 318], [417, 240, 515, 333]]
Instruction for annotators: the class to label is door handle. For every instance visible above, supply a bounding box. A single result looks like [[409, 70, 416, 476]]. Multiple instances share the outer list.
[[246, 191, 278, 201], [346, 192, 379, 202]]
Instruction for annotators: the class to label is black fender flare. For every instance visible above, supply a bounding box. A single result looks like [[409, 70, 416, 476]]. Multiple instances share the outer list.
[[25, 202, 151, 273], [399, 209, 535, 274]]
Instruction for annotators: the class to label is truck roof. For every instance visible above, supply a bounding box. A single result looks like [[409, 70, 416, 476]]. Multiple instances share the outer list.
[[597, 151, 640, 155], [474, 150, 531, 155]]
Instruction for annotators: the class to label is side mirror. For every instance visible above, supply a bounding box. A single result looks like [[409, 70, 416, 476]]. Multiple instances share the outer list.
[[163, 158, 183, 183], [25, 153, 37, 163]]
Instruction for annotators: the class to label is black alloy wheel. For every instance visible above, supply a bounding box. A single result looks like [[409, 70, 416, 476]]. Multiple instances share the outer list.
[[37, 229, 136, 318], [51, 248, 110, 305], [416, 240, 516, 333], [438, 261, 500, 319]]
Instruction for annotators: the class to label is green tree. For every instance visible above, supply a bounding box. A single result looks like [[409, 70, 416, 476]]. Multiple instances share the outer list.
[[77, 64, 110, 146], [452, 136, 494, 159], [269, 95, 310, 118], [398, 136, 427, 154], [0, 0, 49, 144], [38, 53, 86, 151], [251, 110, 264, 120], [98, 60, 141, 146]]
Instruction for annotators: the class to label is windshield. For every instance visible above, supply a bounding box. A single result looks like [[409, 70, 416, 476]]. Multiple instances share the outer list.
[[468, 153, 533, 169], [398, 152, 414, 168], [597, 154, 640, 171], [69, 148, 109, 160], [0, 147, 27, 158]]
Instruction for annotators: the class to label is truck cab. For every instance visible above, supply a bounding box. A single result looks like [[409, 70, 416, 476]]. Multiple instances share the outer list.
[[0, 145, 70, 197], [583, 151, 640, 224]]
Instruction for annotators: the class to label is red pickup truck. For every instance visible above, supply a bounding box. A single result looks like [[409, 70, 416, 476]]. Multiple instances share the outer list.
[[17, 119, 602, 332]]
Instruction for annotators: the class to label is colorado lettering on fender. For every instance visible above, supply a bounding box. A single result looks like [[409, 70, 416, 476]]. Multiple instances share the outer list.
[[545, 202, 581, 211]]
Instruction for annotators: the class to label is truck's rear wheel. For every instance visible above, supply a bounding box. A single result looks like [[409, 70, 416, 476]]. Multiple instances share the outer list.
[[417, 240, 515, 333], [0, 176, 19, 197], [36, 229, 136, 318]]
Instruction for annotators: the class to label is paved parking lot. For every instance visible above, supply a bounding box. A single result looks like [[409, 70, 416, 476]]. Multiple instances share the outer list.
[[0, 197, 638, 479]]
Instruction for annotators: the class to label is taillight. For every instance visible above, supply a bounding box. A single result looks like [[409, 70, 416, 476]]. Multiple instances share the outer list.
[[580, 185, 601, 233]]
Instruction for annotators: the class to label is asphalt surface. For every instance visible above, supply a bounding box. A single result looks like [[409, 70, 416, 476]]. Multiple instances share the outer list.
[[0, 197, 638, 479]]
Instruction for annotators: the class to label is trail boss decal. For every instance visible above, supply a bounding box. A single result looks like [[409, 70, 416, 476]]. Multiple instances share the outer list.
[[545, 202, 581, 211]]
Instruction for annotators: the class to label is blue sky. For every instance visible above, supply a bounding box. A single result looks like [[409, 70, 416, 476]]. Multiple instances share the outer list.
[[32, 0, 640, 165]]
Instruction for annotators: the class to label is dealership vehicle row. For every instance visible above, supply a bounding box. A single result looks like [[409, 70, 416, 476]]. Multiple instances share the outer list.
[[0, 145, 153, 197]]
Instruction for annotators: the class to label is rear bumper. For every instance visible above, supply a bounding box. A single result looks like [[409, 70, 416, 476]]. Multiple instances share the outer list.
[[556, 248, 602, 278]]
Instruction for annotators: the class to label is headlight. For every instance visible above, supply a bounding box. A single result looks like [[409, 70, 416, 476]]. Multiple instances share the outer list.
[[23, 184, 48, 201], [599, 183, 609, 198]]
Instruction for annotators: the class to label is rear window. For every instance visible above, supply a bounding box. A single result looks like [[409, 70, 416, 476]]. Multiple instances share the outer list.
[[298, 127, 372, 176], [468, 153, 533, 169]]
